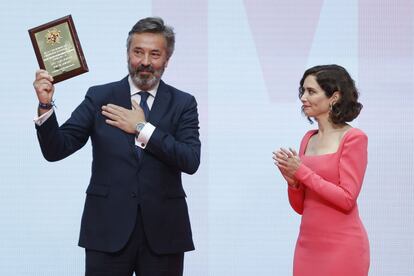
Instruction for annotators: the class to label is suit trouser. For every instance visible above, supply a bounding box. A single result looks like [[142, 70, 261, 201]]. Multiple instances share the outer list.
[[85, 206, 184, 276]]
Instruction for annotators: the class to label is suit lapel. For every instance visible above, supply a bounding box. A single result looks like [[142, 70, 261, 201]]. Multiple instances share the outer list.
[[110, 77, 172, 127], [111, 76, 131, 110], [149, 80, 171, 126], [109, 76, 137, 154]]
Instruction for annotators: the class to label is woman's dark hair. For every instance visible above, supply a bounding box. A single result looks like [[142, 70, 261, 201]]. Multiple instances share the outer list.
[[298, 64, 363, 124]]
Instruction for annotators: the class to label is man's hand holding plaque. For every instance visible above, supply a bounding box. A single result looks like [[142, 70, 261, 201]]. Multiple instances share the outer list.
[[33, 69, 55, 116]]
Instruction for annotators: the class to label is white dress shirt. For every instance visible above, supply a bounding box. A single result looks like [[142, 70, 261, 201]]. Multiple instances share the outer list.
[[128, 76, 156, 149]]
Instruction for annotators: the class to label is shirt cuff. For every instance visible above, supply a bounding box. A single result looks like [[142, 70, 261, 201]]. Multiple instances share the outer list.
[[34, 109, 54, 126], [136, 122, 155, 149]]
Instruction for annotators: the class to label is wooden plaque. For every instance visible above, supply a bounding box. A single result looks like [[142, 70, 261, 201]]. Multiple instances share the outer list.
[[29, 15, 88, 83]]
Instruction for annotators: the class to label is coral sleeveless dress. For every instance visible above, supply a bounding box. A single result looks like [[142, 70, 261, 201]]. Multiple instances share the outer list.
[[288, 128, 370, 276]]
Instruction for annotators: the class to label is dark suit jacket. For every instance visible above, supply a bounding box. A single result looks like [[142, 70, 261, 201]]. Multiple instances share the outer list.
[[36, 76, 201, 254]]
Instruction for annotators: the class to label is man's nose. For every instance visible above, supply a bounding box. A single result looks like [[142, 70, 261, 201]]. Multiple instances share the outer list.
[[141, 54, 151, 66]]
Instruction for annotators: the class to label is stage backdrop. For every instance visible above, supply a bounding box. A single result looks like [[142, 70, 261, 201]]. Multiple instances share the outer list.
[[0, 0, 412, 275]]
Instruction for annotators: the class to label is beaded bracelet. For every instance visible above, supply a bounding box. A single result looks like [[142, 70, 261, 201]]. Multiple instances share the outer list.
[[38, 100, 56, 110]]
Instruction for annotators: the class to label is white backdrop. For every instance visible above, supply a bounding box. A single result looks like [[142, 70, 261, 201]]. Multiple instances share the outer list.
[[0, 0, 412, 275]]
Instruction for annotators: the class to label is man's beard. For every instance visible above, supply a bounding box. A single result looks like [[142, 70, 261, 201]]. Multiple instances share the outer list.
[[128, 62, 165, 91]]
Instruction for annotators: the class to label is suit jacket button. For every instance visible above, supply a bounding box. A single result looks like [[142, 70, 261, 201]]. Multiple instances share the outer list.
[[131, 192, 137, 198]]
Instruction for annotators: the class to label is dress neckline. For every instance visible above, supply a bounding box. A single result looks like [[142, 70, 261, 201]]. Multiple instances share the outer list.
[[303, 128, 355, 157]]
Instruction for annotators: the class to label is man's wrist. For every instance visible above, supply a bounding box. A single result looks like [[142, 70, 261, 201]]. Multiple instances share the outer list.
[[135, 122, 147, 136], [38, 100, 55, 110]]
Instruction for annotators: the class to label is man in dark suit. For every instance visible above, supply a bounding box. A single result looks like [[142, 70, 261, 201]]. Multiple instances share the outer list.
[[33, 17, 201, 276]]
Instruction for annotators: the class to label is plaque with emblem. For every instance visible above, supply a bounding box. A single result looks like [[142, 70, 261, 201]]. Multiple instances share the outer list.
[[29, 15, 88, 83]]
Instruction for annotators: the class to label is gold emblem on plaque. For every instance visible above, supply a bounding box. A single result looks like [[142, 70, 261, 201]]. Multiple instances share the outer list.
[[45, 28, 62, 45]]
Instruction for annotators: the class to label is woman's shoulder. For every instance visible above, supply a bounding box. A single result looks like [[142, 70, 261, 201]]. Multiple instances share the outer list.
[[303, 129, 318, 138], [340, 127, 368, 150], [300, 129, 318, 144], [344, 127, 368, 140], [298, 129, 318, 155]]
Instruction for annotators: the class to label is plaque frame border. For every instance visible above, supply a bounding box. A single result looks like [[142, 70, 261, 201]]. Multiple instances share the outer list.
[[28, 15, 88, 83]]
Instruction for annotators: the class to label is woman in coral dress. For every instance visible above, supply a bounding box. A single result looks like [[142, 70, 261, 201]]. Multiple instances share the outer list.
[[273, 65, 370, 276]]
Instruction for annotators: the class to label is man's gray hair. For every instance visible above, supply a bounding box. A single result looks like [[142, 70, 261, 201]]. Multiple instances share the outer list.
[[127, 17, 175, 58]]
